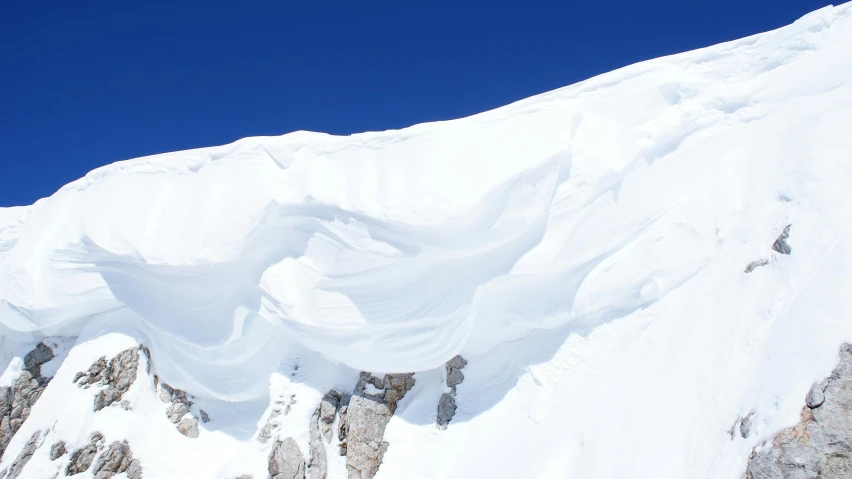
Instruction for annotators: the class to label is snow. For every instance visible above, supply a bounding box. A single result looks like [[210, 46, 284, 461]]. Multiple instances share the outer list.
[[2, 3, 852, 478]]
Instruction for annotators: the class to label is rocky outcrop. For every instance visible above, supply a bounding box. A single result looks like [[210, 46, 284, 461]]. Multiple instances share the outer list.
[[0, 342, 57, 459], [268, 437, 305, 479], [437, 355, 466, 429], [772, 224, 792, 255], [157, 381, 204, 438], [745, 343, 852, 478], [6, 430, 43, 479], [92, 440, 142, 479], [308, 391, 341, 479], [340, 372, 415, 479], [50, 441, 67, 460], [75, 347, 145, 412], [66, 432, 104, 476]]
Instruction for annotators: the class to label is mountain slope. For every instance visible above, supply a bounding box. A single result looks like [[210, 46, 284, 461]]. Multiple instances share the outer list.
[[2, 3, 852, 478]]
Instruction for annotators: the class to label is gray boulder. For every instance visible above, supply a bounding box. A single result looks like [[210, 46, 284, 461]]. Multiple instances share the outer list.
[[268, 437, 305, 479], [178, 417, 200, 438], [23, 342, 55, 378], [50, 440, 67, 460], [772, 224, 792, 255]]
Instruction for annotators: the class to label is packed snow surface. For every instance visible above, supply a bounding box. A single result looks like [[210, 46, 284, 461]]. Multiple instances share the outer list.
[[2, 4, 852, 478]]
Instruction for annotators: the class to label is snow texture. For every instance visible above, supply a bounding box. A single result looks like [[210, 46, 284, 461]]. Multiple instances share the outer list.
[[2, 3, 852, 478]]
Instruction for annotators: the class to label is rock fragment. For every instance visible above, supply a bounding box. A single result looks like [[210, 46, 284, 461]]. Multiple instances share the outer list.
[[744, 259, 769, 273], [178, 417, 200, 438], [772, 224, 792, 255], [50, 440, 67, 460]]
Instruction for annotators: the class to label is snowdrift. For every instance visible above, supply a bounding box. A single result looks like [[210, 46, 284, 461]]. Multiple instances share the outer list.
[[2, 4, 852, 478]]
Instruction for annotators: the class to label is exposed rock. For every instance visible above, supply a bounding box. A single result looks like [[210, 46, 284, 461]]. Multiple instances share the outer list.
[[745, 343, 852, 478], [445, 355, 467, 389], [158, 381, 205, 438], [772, 224, 792, 255], [745, 259, 770, 273], [200, 409, 211, 423], [6, 430, 42, 479], [126, 459, 143, 479], [23, 342, 55, 378], [268, 437, 305, 479], [740, 410, 756, 438], [74, 357, 108, 387], [92, 440, 142, 479], [1, 343, 56, 459], [166, 400, 191, 423], [343, 372, 415, 479], [178, 417, 200, 438], [337, 395, 350, 456], [94, 348, 140, 411], [308, 391, 341, 479], [437, 355, 467, 429], [66, 432, 104, 476], [806, 380, 827, 409], [436, 393, 457, 430], [74, 347, 143, 412], [50, 441, 67, 460], [258, 409, 282, 444]]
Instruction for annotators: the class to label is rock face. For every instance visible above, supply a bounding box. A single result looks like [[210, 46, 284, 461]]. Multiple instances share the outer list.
[[268, 437, 305, 479], [75, 347, 144, 412], [745, 343, 852, 478], [308, 391, 341, 479], [66, 432, 104, 476], [6, 430, 42, 479], [0, 342, 56, 459], [92, 440, 142, 479], [772, 224, 793, 255], [340, 372, 415, 479], [437, 355, 467, 429]]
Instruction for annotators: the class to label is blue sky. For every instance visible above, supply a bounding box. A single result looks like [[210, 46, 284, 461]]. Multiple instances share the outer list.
[[0, 0, 831, 206]]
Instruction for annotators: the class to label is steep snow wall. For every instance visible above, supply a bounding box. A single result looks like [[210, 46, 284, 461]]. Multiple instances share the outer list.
[[1, 2, 852, 426]]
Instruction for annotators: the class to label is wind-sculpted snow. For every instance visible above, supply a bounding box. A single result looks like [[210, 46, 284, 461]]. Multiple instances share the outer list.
[[1, 3, 852, 430]]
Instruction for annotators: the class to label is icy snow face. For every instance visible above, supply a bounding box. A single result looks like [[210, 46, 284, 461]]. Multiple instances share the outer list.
[[1, 1, 852, 419]]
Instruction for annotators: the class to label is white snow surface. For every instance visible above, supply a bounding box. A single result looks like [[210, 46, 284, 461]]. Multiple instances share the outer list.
[[3, 4, 852, 478]]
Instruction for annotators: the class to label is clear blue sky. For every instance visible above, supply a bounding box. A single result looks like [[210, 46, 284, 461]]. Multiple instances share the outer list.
[[0, 0, 831, 206]]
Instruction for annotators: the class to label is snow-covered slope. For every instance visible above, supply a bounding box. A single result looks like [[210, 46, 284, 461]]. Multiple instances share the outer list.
[[2, 3, 852, 478]]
